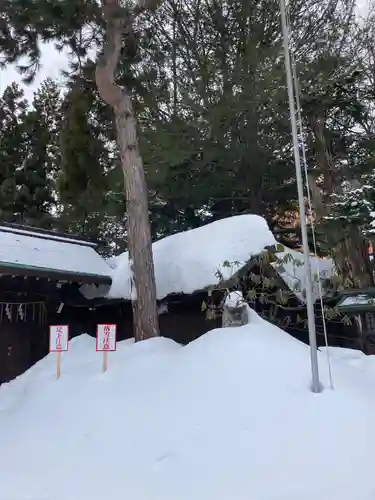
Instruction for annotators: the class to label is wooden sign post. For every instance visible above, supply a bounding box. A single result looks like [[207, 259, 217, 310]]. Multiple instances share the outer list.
[[96, 324, 117, 372], [49, 325, 69, 380]]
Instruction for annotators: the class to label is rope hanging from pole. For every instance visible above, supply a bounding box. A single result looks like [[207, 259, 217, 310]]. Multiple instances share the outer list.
[[285, 1, 334, 389]]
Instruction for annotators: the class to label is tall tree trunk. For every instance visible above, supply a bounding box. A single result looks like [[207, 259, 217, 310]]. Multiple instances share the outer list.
[[309, 114, 374, 351], [96, 0, 160, 341], [309, 114, 373, 289]]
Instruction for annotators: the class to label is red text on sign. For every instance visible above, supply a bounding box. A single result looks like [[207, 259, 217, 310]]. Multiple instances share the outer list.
[[103, 325, 111, 350]]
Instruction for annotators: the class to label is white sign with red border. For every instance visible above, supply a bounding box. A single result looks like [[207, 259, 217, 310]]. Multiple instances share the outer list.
[[49, 325, 69, 352], [96, 324, 117, 352]]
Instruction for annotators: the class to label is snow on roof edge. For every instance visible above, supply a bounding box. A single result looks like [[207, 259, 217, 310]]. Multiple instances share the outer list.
[[0, 260, 112, 284], [0, 229, 113, 280], [272, 247, 335, 303], [0, 225, 98, 247], [107, 215, 336, 303], [108, 214, 277, 300]]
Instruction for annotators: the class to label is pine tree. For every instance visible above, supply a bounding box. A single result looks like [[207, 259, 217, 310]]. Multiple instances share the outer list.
[[57, 82, 110, 240], [0, 83, 28, 222], [0, 82, 56, 227], [0, 0, 163, 340], [2, 0, 374, 297], [329, 171, 375, 238], [299, 24, 375, 288]]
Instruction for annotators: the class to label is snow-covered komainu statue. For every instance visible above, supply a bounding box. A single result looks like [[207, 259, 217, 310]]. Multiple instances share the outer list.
[[222, 290, 249, 328]]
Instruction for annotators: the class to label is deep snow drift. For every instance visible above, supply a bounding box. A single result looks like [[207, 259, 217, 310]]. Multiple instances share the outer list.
[[0, 312, 375, 500]]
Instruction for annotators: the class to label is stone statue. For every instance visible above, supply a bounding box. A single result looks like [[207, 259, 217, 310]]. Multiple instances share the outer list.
[[222, 290, 249, 328]]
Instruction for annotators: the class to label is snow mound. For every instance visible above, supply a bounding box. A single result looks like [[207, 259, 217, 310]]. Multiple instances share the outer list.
[[0, 316, 375, 500], [109, 214, 276, 300], [320, 345, 375, 381]]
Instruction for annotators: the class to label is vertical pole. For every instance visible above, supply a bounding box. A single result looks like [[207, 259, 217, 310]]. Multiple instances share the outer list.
[[279, 0, 322, 393], [57, 351, 61, 380], [103, 351, 108, 373]]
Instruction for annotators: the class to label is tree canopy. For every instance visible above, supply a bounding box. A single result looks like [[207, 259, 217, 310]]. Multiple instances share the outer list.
[[0, 0, 374, 280]]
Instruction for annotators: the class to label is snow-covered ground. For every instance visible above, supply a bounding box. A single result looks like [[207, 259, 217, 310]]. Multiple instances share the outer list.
[[320, 345, 375, 382], [0, 310, 374, 500]]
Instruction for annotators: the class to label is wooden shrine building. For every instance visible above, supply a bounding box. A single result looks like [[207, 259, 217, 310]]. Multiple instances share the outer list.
[[0, 216, 364, 385], [0, 223, 114, 384], [0, 223, 218, 385]]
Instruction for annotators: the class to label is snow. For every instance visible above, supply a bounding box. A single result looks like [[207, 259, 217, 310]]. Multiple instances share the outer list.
[[339, 294, 374, 307], [224, 290, 246, 307], [0, 224, 97, 245], [0, 313, 375, 500], [109, 215, 335, 303], [0, 226, 112, 278], [320, 346, 375, 382], [274, 246, 335, 302], [109, 214, 277, 300]]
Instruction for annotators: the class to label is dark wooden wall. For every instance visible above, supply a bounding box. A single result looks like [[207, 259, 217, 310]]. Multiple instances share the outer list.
[[0, 314, 48, 384], [0, 290, 219, 384], [0, 273, 361, 385], [53, 292, 219, 345]]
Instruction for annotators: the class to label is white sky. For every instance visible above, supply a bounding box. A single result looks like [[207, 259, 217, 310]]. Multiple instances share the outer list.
[[0, 0, 370, 103], [0, 43, 70, 102]]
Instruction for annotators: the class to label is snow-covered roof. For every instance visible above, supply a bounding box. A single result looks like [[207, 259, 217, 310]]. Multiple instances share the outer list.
[[273, 247, 335, 303], [0, 225, 113, 283], [108, 214, 336, 302], [109, 214, 277, 300]]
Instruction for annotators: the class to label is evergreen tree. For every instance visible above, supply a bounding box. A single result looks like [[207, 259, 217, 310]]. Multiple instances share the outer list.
[[297, 9, 375, 288], [57, 81, 110, 240], [136, 0, 362, 236], [0, 82, 56, 227], [0, 83, 28, 222], [328, 172, 375, 239], [2, 0, 374, 292]]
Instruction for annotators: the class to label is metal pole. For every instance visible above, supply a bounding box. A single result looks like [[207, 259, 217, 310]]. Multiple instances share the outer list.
[[279, 0, 322, 393]]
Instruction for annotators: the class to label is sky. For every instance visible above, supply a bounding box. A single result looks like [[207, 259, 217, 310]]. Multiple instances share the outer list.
[[0, 0, 370, 103], [0, 43, 70, 102]]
